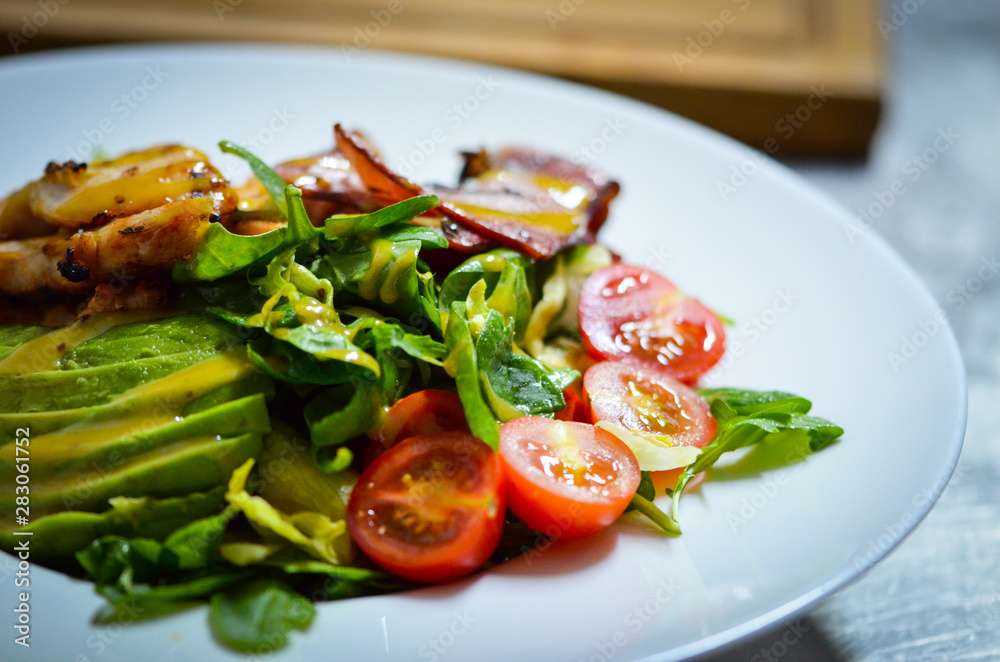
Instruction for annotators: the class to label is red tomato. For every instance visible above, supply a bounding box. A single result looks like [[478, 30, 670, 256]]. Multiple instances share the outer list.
[[554, 387, 590, 423], [347, 432, 505, 583], [578, 263, 725, 383], [365, 390, 470, 466], [498, 417, 640, 541], [583, 361, 717, 449]]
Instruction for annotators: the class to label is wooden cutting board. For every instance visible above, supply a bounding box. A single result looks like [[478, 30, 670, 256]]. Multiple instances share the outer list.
[[0, 0, 883, 156]]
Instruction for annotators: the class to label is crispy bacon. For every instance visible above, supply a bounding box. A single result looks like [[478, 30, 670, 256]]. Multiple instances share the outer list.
[[333, 124, 619, 259], [274, 149, 377, 221]]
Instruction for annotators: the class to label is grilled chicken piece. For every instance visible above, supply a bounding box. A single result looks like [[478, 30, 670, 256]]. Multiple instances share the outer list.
[[29, 145, 236, 229], [79, 278, 170, 316], [0, 184, 56, 240], [0, 196, 214, 297]]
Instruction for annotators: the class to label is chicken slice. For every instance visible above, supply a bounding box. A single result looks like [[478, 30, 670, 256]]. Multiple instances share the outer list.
[[0, 196, 214, 297], [29, 144, 236, 229]]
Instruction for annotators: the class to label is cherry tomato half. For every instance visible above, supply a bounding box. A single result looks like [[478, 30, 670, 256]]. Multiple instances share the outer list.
[[347, 432, 505, 584], [365, 390, 470, 466], [498, 417, 640, 541], [584, 361, 717, 449], [578, 263, 725, 383]]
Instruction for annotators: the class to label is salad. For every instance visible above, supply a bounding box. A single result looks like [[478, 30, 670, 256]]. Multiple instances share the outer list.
[[0, 124, 843, 653]]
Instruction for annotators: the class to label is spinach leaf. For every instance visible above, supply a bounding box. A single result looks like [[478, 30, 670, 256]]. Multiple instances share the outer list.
[[162, 507, 237, 571], [318, 227, 444, 334], [304, 385, 376, 473], [209, 578, 315, 654], [173, 143, 321, 282], [219, 140, 289, 217]]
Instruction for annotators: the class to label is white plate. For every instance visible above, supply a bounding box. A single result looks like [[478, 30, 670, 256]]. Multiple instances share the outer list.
[[0, 44, 966, 662]]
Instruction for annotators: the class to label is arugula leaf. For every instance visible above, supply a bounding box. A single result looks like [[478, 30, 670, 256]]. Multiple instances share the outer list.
[[209, 578, 315, 654], [324, 195, 439, 238], [661, 389, 843, 531]]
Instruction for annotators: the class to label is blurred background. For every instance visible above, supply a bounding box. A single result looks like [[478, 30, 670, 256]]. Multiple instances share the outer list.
[[1, 1, 996, 660]]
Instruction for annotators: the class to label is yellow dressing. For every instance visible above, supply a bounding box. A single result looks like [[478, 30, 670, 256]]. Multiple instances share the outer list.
[[379, 246, 417, 304], [359, 238, 394, 300], [449, 202, 582, 235]]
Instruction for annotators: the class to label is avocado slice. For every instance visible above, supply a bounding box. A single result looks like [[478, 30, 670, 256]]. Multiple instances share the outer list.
[[0, 394, 270, 483], [0, 372, 273, 440], [10, 431, 263, 519], [0, 325, 47, 362]]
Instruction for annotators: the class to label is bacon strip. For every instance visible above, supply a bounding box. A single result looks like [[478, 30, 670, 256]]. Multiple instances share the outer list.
[[334, 125, 619, 259]]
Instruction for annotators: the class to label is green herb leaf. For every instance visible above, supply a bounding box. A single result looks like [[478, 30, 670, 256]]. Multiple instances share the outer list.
[[162, 506, 237, 570], [209, 578, 315, 654], [219, 140, 288, 217], [667, 389, 844, 527], [174, 147, 322, 283], [324, 195, 439, 238], [440, 250, 534, 338], [444, 302, 500, 449]]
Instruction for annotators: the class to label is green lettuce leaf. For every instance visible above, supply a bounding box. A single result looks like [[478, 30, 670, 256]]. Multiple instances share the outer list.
[[209, 578, 315, 654]]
